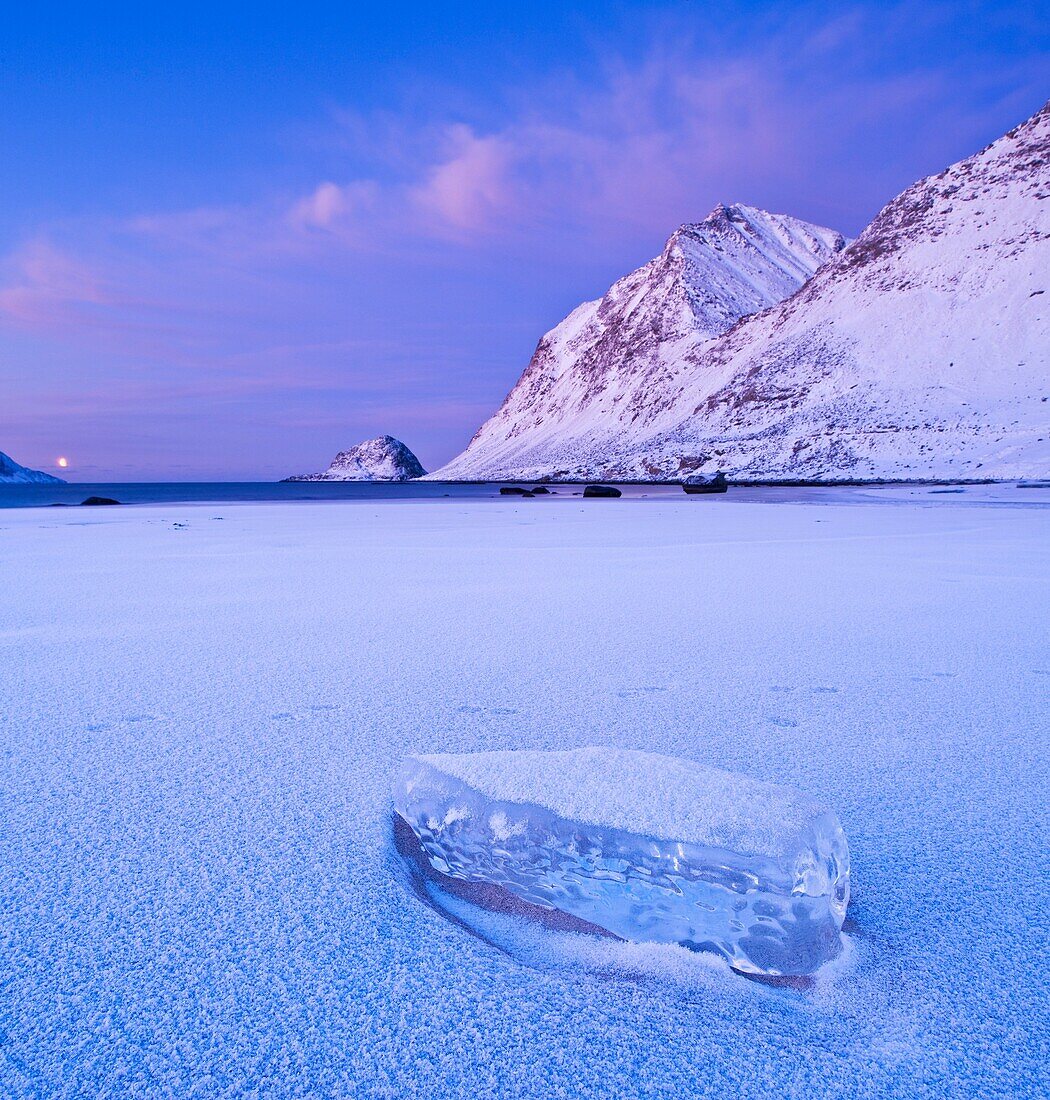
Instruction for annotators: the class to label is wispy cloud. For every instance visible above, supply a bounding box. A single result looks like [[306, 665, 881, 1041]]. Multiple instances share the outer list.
[[0, 240, 116, 326], [8, 9, 1038, 288]]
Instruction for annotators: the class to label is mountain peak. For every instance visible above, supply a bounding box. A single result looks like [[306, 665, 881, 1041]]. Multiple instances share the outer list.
[[702, 201, 733, 222], [432, 205, 847, 480], [669, 204, 848, 264], [700, 201, 760, 225], [667, 201, 756, 242]]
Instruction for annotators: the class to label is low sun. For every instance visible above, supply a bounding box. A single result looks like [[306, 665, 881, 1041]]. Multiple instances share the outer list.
[[57, 457, 68, 468]]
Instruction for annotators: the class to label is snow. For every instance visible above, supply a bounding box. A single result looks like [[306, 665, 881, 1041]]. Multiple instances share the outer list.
[[435, 102, 1050, 483], [403, 747, 835, 854], [1, 489, 1048, 1096], [395, 749, 850, 975]]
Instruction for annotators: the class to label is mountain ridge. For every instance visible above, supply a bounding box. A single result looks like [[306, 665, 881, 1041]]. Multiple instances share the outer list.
[[433, 102, 1049, 482], [435, 203, 848, 481]]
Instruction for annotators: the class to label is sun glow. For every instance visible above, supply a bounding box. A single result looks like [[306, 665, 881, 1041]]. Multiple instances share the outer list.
[[57, 457, 68, 468]]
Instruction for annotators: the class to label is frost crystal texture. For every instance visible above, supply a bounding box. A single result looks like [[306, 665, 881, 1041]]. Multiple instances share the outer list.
[[394, 748, 850, 976]]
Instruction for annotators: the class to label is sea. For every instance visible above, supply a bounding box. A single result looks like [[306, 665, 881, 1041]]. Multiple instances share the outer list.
[[0, 481, 504, 509], [1, 480, 1045, 510]]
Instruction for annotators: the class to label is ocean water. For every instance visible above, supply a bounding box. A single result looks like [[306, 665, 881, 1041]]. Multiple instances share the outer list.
[[0, 481, 502, 509], [2, 480, 1045, 510]]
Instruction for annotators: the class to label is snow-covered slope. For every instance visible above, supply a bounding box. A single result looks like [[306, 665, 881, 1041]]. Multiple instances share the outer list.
[[286, 436, 425, 481], [436, 102, 1049, 482], [0, 450, 64, 484], [433, 205, 847, 480]]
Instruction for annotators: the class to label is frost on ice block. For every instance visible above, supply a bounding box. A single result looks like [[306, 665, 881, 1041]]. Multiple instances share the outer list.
[[394, 747, 850, 976]]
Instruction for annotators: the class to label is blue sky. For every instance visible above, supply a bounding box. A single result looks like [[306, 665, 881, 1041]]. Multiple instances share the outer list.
[[2, 1, 1047, 479]]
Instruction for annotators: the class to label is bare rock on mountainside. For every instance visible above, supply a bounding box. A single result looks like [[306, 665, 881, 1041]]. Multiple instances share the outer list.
[[0, 450, 65, 484], [433, 102, 1049, 483], [285, 436, 426, 482]]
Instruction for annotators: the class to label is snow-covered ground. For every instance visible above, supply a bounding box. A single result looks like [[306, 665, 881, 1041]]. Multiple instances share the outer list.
[[1, 491, 1047, 1097]]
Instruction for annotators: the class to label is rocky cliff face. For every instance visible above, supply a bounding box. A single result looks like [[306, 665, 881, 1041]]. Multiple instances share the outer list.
[[0, 450, 64, 484], [434, 102, 1049, 482], [286, 436, 426, 481]]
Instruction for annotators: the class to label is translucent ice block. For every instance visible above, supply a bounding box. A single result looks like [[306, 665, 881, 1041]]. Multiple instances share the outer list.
[[393, 747, 850, 976]]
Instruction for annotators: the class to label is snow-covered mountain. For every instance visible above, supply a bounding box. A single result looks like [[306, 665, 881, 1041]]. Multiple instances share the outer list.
[[433, 205, 848, 480], [285, 436, 426, 481], [435, 102, 1049, 482], [0, 450, 64, 484]]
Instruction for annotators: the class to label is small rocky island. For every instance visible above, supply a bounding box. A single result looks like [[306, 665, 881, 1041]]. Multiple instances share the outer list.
[[283, 435, 426, 482]]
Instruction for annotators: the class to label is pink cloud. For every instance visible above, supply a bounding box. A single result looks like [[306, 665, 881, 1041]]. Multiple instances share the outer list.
[[288, 179, 380, 234], [409, 125, 515, 236], [293, 181, 347, 228]]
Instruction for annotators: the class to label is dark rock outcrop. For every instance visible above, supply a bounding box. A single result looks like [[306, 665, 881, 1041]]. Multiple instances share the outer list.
[[682, 472, 728, 494]]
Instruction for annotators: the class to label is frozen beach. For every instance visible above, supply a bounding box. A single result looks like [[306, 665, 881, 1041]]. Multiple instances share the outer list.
[[1, 488, 1048, 1098]]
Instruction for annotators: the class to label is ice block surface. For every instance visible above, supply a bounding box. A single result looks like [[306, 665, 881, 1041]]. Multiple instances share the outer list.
[[394, 747, 850, 976]]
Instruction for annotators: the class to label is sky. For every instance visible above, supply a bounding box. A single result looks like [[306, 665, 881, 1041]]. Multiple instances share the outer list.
[[2, 1, 1048, 481]]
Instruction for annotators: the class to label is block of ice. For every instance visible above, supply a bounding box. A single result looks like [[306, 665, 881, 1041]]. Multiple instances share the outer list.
[[393, 747, 850, 976]]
